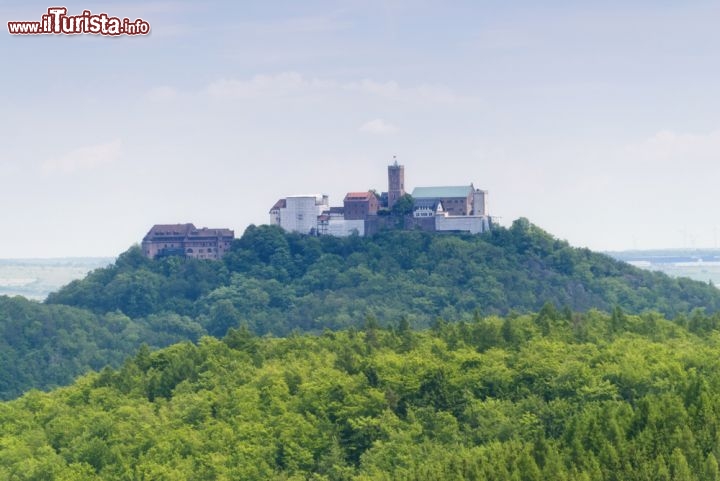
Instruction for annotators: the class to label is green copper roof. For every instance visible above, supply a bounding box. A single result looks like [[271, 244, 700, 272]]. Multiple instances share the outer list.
[[411, 185, 472, 198]]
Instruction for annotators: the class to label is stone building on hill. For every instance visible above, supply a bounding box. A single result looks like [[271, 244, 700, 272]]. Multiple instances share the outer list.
[[269, 194, 329, 235], [269, 159, 494, 237], [411, 185, 473, 216], [387, 160, 405, 209], [344, 192, 379, 220], [142, 223, 234, 260]]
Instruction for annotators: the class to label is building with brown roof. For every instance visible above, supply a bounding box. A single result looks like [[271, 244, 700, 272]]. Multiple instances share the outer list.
[[269, 199, 286, 226], [343, 191, 379, 220], [142, 223, 234, 260]]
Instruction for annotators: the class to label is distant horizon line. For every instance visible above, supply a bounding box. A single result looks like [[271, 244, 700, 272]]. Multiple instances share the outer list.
[[0, 256, 116, 262], [6, 247, 720, 261]]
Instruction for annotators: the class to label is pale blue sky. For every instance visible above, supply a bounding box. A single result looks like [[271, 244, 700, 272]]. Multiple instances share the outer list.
[[2, 0, 720, 256]]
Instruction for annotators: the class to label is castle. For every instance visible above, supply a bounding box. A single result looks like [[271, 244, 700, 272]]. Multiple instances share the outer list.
[[141, 224, 234, 260], [141, 161, 493, 260], [270, 161, 492, 237]]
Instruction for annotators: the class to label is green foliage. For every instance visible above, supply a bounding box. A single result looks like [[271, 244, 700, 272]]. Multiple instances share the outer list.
[[9, 219, 720, 399], [47, 222, 720, 338], [390, 194, 414, 216], [2, 314, 720, 479], [0, 296, 203, 400]]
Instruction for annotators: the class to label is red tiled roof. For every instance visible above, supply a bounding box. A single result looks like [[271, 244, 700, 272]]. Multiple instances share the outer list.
[[344, 192, 375, 201]]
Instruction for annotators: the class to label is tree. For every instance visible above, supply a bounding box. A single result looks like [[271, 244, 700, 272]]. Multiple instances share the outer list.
[[705, 453, 720, 481], [391, 194, 414, 216], [207, 299, 242, 337], [670, 448, 694, 481]]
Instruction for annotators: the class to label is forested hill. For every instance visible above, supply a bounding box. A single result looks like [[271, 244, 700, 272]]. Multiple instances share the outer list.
[[3, 218, 719, 400], [4, 312, 720, 480], [0, 296, 203, 400], [47, 218, 720, 335]]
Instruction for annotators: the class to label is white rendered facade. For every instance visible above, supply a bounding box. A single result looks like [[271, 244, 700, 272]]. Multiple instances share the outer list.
[[278, 195, 329, 234], [472, 189, 488, 216], [435, 213, 489, 234]]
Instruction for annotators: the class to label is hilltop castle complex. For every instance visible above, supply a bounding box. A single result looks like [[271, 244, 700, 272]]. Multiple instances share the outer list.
[[141, 160, 493, 259], [270, 161, 493, 237]]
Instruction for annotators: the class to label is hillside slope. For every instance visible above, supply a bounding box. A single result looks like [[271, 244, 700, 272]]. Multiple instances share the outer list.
[[3, 312, 720, 480], [0, 296, 203, 400], [47, 218, 720, 335], [3, 218, 720, 400]]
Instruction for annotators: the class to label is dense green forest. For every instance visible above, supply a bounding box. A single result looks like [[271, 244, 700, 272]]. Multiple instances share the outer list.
[[3, 309, 720, 480], [0, 296, 203, 400], [2, 219, 720, 401], [48, 219, 720, 334], [4, 220, 720, 478]]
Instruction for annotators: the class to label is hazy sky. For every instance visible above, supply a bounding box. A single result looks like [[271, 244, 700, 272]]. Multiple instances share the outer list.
[[3, 0, 720, 257]]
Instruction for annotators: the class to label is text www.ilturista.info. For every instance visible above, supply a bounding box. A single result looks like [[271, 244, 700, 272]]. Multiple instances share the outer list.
[[8, 7, 150, 36]]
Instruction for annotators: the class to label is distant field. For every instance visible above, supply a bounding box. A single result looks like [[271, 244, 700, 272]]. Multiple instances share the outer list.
[[607, 249, 720, 287], [0, 258, 114, 300]]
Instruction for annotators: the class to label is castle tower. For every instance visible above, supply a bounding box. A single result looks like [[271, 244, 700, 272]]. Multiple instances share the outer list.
[[387, 157, 405, 209], [472, 189, 488, 216]]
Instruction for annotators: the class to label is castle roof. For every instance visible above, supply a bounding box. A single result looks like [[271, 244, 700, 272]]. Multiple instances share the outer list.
[[143, 224, 234, 241], [412, 185, 473, 199], [344, 192, 376, 201], [413, 198, 444, 210], [269, 198, 286, 213], [144, 224, 195, 239], [286, 194, 325, 199]]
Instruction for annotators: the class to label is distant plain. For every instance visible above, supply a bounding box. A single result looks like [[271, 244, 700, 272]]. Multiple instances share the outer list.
[[0, 258, 114, 300], [609, 249, 720, 287]]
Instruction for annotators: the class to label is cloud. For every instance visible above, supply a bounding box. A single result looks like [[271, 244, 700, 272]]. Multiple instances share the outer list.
[[149, 24, 197, 38], [359, 118, 398, 135], [469, 27, 533, 51], [605, 128, 720, 191], [248, 15, 348, 34], [0, 162, 21, 177], [204, 72, 471, 105], [42, 139, 122, 174], [623, 129, 720, 166], [84, 1, 200, 16], [344, 79, 466, 104], [206, 72, 332, 99], [146, 86, 179, 101]]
